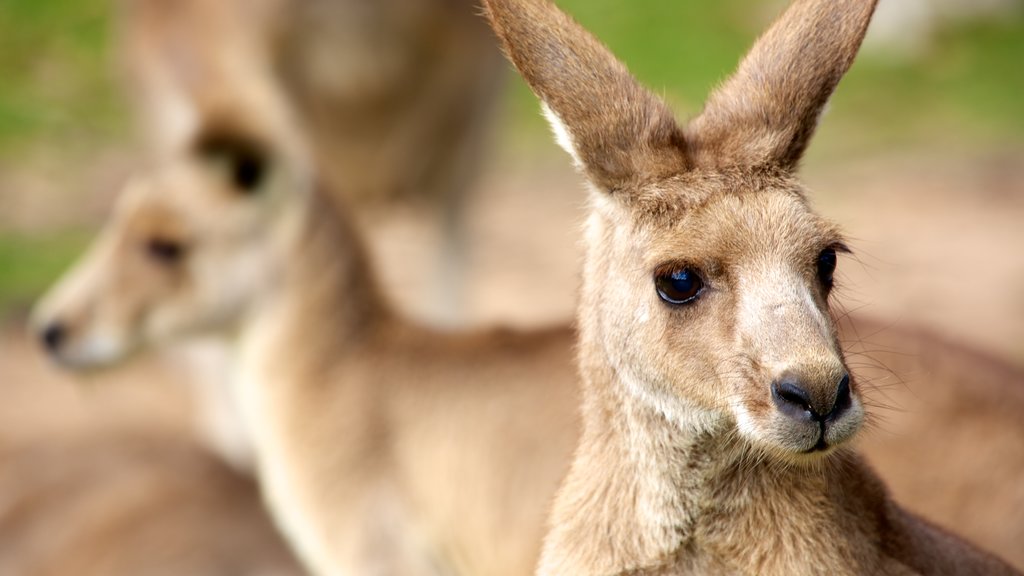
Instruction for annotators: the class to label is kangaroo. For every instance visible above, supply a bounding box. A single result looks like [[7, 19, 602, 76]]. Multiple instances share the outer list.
[[120, 0, 504, 324], [32, 120, 579, 576], [109, 0, 504, 463], [483, 0, 1022, 573]]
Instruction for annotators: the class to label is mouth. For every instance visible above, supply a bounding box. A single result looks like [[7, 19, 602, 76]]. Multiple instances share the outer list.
[[801, 422, 829, 453], [41, 338, 134, 373], [802, 431, 829, 453]]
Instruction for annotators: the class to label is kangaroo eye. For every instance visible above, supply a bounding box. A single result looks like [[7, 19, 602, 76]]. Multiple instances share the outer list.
[[233, 152, 265, 192], [655, 268, 704, 305], [817, 248, 837, 289], [145, 237, 186, 264]]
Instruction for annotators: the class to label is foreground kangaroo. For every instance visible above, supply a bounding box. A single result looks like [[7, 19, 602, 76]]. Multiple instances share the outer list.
[[32, 121, 579, 576], [484, 0, 1021, 573]]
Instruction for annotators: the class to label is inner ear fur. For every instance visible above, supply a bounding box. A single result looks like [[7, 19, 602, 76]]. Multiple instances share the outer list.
[[686, 0, 879, 171]]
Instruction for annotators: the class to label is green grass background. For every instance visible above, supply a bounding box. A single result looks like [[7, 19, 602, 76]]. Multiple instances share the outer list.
[[0, 0, 1022, 313]]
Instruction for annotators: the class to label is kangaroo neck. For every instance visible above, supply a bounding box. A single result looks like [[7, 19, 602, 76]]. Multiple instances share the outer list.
[[250, 186, 389, 371], [543, 338, 876, 575]]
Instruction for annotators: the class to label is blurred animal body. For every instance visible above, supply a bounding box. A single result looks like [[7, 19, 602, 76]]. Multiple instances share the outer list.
[[33, 126, 578, 576], [111, 0, 505, 463], [483, 0, 1021, 573], [122, 0, 504, 320]]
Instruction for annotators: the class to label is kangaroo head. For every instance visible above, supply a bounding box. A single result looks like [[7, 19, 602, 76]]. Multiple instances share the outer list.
[[32, 120, 301, 370], [486, 0, 877, 460]]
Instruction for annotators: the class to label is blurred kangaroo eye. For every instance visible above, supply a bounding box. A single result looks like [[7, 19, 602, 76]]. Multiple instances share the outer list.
[[233, 153, 265, 192], [145, 238, 186, 264], [817, 247, 837, 289], [655, 268, 704, 305]]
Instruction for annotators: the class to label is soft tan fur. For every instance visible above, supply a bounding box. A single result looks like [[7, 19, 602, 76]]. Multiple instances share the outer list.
[[483, 0, 1022, 574], [34, 131, 579, 576]]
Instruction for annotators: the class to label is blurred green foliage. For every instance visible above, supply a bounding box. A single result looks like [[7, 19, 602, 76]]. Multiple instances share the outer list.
[[0, 0, 124, 154], [0, 232, 89, 316]]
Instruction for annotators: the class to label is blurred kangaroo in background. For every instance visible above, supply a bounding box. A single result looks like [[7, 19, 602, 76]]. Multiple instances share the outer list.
[[111, 0, 504, 466], [35, 117, 580, 576], [122, 0, 504, 323]]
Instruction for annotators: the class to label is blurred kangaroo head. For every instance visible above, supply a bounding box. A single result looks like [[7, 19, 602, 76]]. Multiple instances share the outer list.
[[486, 0, 877, 460], [32, 119, 304, 370]]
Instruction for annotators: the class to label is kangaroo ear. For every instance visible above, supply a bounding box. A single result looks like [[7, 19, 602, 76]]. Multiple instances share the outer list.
[[688, 0, 878, 171], [483, 0, 687, 193]]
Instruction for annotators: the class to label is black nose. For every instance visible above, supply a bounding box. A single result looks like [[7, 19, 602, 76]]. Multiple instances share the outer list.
[[41, 322, 67, 352], [771, 372, 852, 423]]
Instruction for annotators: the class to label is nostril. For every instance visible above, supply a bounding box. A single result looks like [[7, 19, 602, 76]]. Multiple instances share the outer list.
[[771, 379, 815, 421], [826, 373, 852, 421], [41, 323, 66, 352]]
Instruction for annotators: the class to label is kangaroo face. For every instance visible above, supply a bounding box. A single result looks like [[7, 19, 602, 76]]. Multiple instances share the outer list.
[[485, 0, 878, 460], [587, 176, 862, 459], [33, 133, 293, 370]]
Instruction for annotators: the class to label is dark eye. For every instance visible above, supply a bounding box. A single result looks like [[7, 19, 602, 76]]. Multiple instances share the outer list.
[[817, 248, 837, 289], [232, 152, 265, 192], [655, 268, 704, 305], [145, 238, 186, 264]]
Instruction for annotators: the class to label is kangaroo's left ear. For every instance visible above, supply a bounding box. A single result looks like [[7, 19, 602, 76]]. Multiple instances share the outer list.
[[687, 0, 879, 171], [483, 0, 688, 194]]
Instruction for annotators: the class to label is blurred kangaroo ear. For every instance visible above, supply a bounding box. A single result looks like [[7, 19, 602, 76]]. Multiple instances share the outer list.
[[190, 114, 271, 194], [687, 0, 878, 171], [483, 0, 687, 193]]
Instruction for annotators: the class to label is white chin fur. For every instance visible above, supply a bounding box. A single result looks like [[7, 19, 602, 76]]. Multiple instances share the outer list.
[[55, 332, 131, 370]]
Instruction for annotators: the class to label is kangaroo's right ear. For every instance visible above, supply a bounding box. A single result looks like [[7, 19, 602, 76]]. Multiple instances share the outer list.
[[483, 0, 687, 193]]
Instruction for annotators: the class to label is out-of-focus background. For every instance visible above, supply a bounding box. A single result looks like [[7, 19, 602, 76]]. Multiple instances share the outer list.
[[0, 0, 1022, 573]]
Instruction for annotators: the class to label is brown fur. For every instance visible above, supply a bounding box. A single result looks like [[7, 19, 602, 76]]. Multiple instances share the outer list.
[[483, 0, 1021, 574]]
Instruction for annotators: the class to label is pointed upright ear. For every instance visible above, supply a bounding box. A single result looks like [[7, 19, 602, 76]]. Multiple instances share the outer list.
[[687, 0, 878, 171], [483, 0, 687, 192]]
